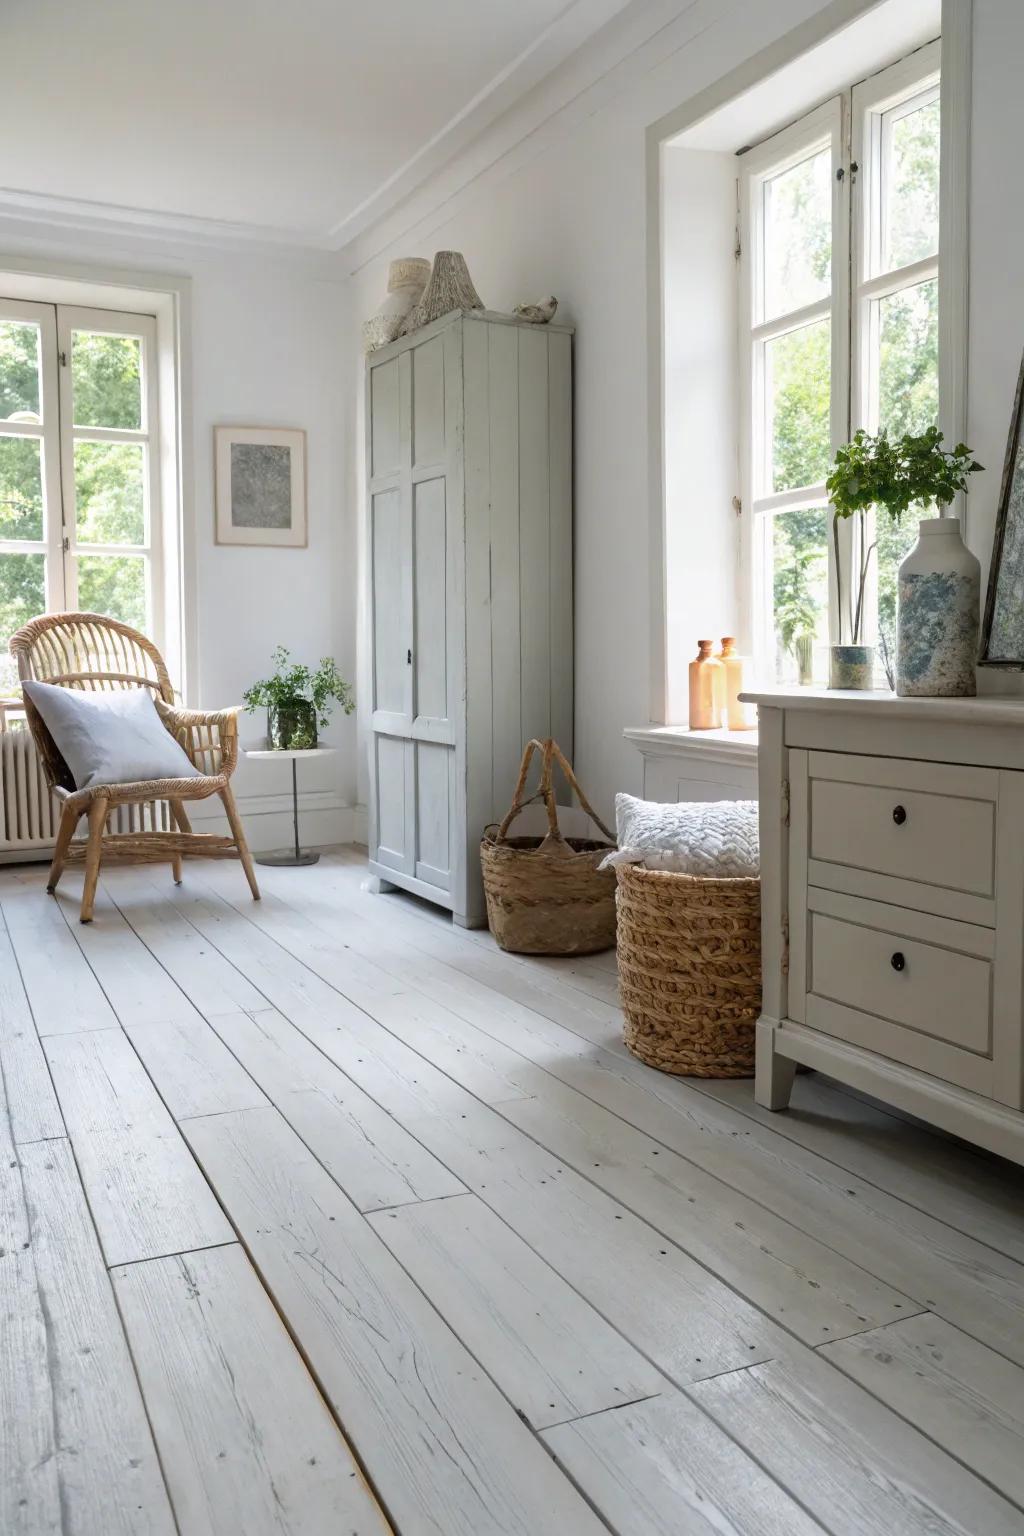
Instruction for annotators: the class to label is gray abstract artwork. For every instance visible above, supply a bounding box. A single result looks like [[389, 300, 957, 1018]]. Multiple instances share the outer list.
[[230, 443, 292, 529]]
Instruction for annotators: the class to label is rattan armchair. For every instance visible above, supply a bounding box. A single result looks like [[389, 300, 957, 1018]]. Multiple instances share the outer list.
[[10, 611, 260, 922]]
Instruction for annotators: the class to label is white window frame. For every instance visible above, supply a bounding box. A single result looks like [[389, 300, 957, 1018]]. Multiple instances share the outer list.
[[0, 296, 163, 652], [739, 40, 944, 681], [738, 97, 850, 675]]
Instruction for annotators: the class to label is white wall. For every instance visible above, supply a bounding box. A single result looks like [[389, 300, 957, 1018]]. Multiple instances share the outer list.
[[662, 146, 741, 723], [0, 222, 357, 848], [347, 0, 845, 823], [349, 0, 1024, 817]]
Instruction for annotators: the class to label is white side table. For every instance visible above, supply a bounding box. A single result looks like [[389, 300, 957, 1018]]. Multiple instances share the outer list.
[[244, 746, 336, 867]]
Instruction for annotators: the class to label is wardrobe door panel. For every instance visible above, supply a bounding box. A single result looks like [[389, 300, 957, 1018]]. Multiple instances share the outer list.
[[374, 735, 414, 874], [413, 476, 448, 727], [415, 742, 452, 890], [372, 488, 410, 718]]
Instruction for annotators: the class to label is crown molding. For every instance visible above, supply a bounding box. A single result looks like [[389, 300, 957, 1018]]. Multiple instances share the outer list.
[[338, 0, 718, 272], [0, 0, 641, 263]]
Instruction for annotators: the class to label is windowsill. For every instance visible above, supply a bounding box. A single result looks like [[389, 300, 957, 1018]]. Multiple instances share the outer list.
[[624, 724, 759, 760]]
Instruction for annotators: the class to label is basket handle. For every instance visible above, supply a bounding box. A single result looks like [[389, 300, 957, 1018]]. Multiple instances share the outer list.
[[494, 738, 615, 847]]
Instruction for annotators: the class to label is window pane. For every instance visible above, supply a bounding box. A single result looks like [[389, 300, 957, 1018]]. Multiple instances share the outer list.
[[878, 278, 938, 437], [74, 441, 145, 545], [875, 276, 939, 684], [76, 553, 147, 631], [763, 147, 831, 319], [0, 436, 44, 540], [71, 331, 142, 430], [0, 552, 46, 693], [767, 319, 831, 492], [884, 95, 940, 270], [0, 321, 41, 423], [772, 506, 829, 683]]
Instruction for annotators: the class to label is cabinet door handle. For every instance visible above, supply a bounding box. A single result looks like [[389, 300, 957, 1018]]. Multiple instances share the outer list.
[[892, 804, 907, 825], [891, 951, 906, 972], [407, 649, 412, 665]]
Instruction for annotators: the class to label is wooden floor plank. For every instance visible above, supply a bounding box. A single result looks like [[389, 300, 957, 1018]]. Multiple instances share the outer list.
[[189, 868, 916, 1345], [701, 1073, 1024, 1266], [543, 1391, 824, 1535], [112, 1242, 391, 1536], [690, 1348, 1023, 1535], [123, 1013, 270, 1120], [823, 1313, 1024, 1508], [209, 1006, 466, 1211], [0, 1117, 60, 1535], [2, 889, 118, 1036], [55, 887, 202, 1026], [369, 1191, 666, 1428], [0, 922, 64, 1143], [18, 1136, 177, 1534], [247, 861, 1024, 1366], [182, 1104, 610, 1536], [43, 1028, 233, 1265]]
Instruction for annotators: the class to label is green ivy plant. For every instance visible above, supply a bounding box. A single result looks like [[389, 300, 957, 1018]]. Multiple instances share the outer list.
[[824, 427, 984, 645], [243, 646, 355, 730]]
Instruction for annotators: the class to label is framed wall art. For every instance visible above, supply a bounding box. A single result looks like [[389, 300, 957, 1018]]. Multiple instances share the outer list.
[[214, 426, 307, 547], [980, 350, 1024, 667]]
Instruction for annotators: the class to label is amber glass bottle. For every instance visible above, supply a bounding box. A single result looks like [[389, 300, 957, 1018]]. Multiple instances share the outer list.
[[688, 640, 724, 729], [718, 636, 756, 730]]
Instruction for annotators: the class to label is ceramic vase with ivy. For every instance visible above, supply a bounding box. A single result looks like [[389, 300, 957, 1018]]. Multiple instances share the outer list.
[[243, 647, 355, 750], [826, 427, 984, 695]]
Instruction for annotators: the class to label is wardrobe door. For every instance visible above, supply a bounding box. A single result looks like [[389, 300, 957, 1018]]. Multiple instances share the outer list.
[[409, 333, 456, 893], [368, 353, 415, 876]]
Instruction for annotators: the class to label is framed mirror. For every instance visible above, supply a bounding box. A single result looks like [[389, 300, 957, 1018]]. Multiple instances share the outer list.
[[980, 348, 1024, 667]]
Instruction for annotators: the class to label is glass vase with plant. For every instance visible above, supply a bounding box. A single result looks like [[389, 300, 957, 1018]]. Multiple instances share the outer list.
[[825, 426, 983, 689], [243, 646, 354, 750]]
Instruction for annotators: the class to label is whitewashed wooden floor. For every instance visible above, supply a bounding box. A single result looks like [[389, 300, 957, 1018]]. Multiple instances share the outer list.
[[4, 848, 1024, 1535]]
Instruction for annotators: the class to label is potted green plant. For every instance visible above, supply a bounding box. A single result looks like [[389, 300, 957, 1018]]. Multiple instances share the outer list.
[[826, 427, 983, 691], [243, 647, 354, 750]]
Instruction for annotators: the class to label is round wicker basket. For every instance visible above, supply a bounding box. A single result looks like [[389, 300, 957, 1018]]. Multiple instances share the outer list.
[[616, 864, 761, 1077]]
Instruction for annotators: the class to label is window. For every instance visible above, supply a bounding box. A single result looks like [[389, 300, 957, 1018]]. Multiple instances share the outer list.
[[739, 41, 941, 684], [0, 297, 161, 692]]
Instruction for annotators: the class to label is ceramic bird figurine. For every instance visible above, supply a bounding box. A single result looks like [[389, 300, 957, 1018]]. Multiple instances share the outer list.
[[513, 296, 558, 324]]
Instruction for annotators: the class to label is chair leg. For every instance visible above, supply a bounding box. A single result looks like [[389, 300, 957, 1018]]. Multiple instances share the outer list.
[[80, 797, 108, 924], [218, 785, 260, 901], [47, 804, 81, 895], [168, 798, 192, 885]]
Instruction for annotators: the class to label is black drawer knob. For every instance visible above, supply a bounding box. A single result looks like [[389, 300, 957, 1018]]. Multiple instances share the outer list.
[[892, 805, 907, 825], [891, 952, 906, 972]]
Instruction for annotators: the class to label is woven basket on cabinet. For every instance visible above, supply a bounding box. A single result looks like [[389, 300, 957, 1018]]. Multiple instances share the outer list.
[[616, 863, 761, 1077]]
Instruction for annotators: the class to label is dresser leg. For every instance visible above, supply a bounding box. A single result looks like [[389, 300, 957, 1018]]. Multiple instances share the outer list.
[[755, 1021, 796, 1110]]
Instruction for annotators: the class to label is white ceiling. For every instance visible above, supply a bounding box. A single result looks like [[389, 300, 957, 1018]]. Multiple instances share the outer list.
[[0, 0, 631, 248]]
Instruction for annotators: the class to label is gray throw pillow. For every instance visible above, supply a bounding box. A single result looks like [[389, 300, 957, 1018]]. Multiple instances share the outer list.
[[22, 680, 202, 790]]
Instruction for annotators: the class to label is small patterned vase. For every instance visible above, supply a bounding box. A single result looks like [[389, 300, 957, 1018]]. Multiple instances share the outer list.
[[828, 645, 874, 690], [896, 518, 980, 697]]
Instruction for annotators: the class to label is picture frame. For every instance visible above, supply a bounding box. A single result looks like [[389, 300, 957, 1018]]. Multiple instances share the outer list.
[[980, 349, 1024, 667], [214, 426, 307, 548]]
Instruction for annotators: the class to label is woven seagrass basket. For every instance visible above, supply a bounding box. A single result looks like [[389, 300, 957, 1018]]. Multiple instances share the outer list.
[[616, 863, 761, 1077], [481, 739, 616, 955]]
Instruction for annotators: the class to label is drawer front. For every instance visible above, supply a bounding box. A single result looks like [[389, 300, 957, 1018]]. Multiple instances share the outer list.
[[810, 910, 991, 1055], [808, 754, 996, 899]]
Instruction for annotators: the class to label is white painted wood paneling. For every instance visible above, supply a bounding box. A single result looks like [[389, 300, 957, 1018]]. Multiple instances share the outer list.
[[113, 1243, 389, 1536], [42, 1027, 232, 1265], [184, 1104, 608, 1536], [369, 1192, 666, 1427]]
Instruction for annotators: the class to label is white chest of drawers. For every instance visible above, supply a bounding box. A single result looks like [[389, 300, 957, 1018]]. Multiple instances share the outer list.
[[746, 687, 1024, 1166]]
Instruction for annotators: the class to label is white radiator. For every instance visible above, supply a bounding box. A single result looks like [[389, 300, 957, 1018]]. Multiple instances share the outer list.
[[0, 727, 167, 861]]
